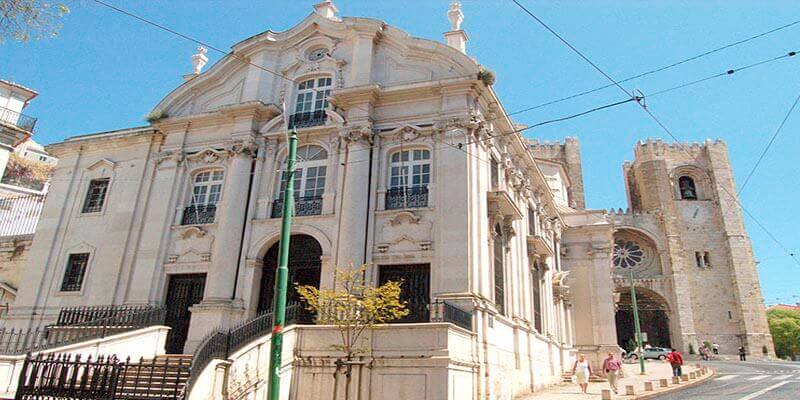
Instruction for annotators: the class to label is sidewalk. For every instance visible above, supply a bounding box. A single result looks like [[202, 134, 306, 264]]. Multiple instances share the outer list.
[[522, 360, 711, 399]]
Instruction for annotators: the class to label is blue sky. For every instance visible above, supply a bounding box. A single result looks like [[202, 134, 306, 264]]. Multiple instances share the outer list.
[[2, 1, 798, 305]]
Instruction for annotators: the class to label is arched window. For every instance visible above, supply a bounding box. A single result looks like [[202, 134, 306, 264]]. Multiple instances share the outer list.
[[493, 224, 506, 315], [182, 169, 224, 225], [385, 148, 430, 210], [678, 176, 697, 200], [290, 77, 332, 128], [272, 145, 327, 218]]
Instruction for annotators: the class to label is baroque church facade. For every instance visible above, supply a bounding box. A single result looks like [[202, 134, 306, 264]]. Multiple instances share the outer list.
[[0, 2, 773, 399]]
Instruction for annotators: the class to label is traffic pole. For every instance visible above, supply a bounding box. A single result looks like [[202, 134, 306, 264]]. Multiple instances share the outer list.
[[630, 268, 646, 374], [267, 128, 298, 400]]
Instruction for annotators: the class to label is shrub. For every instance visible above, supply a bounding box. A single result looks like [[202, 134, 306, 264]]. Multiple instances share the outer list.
[[1, 153, 53, 191], [145, 109, 168, 123], [477, 67, 496, 86]]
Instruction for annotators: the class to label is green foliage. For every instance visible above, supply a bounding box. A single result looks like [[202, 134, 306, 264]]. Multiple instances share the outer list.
[[296, 265, 409, 359], [1, 153, 53, 191], [626, 338, 637, 352], [477, 67, 496, 86], [703, 340, 712, 352], [767, 309, 800, 360], [0, 0, 70, 43]]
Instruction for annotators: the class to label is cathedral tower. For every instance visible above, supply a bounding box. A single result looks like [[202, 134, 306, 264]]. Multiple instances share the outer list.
[[619, 139, 773, 356]]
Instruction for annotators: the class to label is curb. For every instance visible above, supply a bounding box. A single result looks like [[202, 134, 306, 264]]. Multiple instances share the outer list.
[[631, 368, 716, 400]]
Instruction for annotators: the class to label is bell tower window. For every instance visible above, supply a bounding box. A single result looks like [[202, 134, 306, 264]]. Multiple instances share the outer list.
[[678, 176, 697, 200]]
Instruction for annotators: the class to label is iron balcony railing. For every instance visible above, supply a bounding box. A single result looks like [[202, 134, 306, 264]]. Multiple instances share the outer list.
[[430, 300, 473, 331], [15, 353, 190, 400], [385, 186, 428, 210], [0, 105, 37, 133], [270, 196, 323, 218], [288, 110, 327, 129], [187, 303, 301, 392], [0, 194, 45, 238], [56, 305, 159, 326], [0, 305, 166, 355], [181, 204, 216, 225]]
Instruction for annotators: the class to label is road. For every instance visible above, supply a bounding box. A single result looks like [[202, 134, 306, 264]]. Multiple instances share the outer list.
[[653, 359, 800, 399]]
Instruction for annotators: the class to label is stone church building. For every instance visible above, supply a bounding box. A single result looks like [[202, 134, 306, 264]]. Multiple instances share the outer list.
[[0, 2, 773, 399]]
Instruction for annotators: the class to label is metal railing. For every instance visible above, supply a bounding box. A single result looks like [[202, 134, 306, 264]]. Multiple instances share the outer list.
[[288, 110, 327, 129], [270, 196, 323, 218], [15, 353, 190, 400], [0, 105, 37, 132], [181, 204, 216, 225], [56, 305, 160, 327], [0, 194, 45, 237], [0, 306, 166, 355], [385, 186, 428, 210], [430, 300, 473, 331], [187, 303, 301, 392]]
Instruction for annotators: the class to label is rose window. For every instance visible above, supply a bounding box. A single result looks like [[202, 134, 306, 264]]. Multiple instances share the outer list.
[[308, 48, 329, 62], [613, 240, 644, 269]]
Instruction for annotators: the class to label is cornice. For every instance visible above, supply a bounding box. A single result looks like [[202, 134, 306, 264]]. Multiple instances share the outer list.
[[154, 101, 280, 131]]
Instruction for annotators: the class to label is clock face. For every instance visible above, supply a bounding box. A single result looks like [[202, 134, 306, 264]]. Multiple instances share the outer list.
[[681, 204, 709, 225]]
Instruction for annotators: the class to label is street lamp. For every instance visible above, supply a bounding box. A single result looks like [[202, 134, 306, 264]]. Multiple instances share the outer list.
[[629, 268, 646, 375]]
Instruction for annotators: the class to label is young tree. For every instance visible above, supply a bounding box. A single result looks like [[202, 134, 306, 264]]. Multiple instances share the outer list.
[[767, 309, 800, 360], [296, 265, 408, 400], [0, 0, 70, 43]]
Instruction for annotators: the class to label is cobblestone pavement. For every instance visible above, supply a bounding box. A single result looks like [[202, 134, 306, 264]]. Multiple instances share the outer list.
[[523, 360, 705, 399], [651, 359, 800, 400]]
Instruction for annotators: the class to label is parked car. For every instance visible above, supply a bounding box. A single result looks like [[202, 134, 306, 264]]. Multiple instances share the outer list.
[[626, 347, 670, 360]]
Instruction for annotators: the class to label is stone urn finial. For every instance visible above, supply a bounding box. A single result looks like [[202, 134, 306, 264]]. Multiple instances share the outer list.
[[191, 46, 208, 75]]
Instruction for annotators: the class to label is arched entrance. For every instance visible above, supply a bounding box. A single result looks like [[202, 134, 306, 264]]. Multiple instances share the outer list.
[[258, 234, 322, 323], [615, 287, 672, 349]]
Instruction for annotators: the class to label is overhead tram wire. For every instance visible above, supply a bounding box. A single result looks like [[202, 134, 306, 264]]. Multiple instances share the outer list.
[[89, 0, 799, 173], [506, 15, 800, 117], [510, 0, 800, 266], [736, 89, 800, 195]]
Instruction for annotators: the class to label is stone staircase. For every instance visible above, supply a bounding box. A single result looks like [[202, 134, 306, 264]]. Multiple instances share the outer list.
[[115, 354, 192, 399]]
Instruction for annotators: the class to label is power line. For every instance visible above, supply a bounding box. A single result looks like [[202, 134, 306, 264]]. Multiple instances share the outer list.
[[737, 88, 800, 195], [506, 15, 800, 117], [510, 0, 800, 266]]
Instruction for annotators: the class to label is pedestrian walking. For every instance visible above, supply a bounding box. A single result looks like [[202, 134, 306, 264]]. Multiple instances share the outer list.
[[602, 352, 622, 394], [738, 346, 746, 361], [712, 342, 719, 355], [571, 353, 592, 394], [698, 344, 709, 361], [666, 348, 683, 377]]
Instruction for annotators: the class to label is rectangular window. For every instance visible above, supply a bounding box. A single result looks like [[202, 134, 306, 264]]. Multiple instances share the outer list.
[[490, 158, 499, 189], [81, 178, 110, 213], [61, 253, 89, 292], [528, 207, 537, 236], [695, 251, 711, 268], [532, 264, 543, 333], [494, 229, 506, 315]]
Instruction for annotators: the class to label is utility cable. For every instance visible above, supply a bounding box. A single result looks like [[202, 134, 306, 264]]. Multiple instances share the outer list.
[[511, 0, 800, 266]]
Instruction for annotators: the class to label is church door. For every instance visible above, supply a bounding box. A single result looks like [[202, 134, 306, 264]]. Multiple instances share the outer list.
[[164, 273, 206, 354]]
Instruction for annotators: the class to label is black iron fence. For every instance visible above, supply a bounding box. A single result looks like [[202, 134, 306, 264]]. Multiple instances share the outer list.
[[270, 196, 323, 218], [0, 306, 166, 355], [0, 105, 37, 132], [0, 194, 45, 237], [430, 300, 473, 331], [187, 303, 301, 392], [385, 186, 428, 210], [56, 305, 159, 327], [181, 205, 216, 225], [288, 110, 327, 129], [15, 353, 190, 400]]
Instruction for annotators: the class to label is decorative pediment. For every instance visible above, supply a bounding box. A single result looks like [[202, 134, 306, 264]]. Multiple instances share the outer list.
[[387, 124, 425, 142], [185, 148, 231, 165], [377, 211, 432, 253], [168, 226, 214, 264], [86, 158, 116, 172]]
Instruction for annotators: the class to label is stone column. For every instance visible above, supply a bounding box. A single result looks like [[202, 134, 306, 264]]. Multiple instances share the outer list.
[[333, 126, 373, 269]]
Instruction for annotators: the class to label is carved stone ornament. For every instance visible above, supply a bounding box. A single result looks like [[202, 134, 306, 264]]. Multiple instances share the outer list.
[[230, 138, 259, 156], [338, 124, 373, 145], [168, 226, 214, 264], [378, 211, 433, 252], [155, 150, 184, 166], [186, 148, 231, 164]]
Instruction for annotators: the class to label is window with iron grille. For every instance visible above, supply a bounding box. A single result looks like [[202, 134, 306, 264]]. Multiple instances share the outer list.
[[81, 178, 110, 213], [493, 224, 506, 315], [61, 253, 89, 292], [386, 149, 430, 210], [182, 170, 224, 225], [271, 145, 327, 218], [532, 261, 543, 333], [290, 77, 332, 128]]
